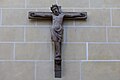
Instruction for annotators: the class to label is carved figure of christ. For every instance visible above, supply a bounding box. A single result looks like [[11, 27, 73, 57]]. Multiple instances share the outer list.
[[28, 4, 87, 78]]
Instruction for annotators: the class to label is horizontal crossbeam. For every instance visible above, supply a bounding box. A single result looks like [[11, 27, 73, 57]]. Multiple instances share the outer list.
[[29, 12, 87, 20]]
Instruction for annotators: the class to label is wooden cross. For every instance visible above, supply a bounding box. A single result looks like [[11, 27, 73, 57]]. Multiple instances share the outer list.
[[28, 4, 87, 78]]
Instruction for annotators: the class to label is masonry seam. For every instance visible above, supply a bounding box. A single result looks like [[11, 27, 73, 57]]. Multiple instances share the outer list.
[[86, 42, 89, 60]]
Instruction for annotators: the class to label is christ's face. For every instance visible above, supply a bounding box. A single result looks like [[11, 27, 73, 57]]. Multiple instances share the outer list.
[[52, 7, 60, 16]]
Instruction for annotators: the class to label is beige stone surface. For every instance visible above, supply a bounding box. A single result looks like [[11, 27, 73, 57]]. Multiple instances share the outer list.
[[36, 61, 80, 80], [90, 0, 120, 8], [75, 9, 111, 26], [27, 0, 56, 8], [0, 10, 2, 25], [0, 0, 25, 8], [26, 27, 51, 42], [66, 27, 106, 42], [62, 43, 86, 60], [36, 61, 53, 80], [36, 20, 52, 27], [112, 9, 120, 26], [58, 0, 89, 8], [2, 9, 36, 25], [15, 43, 51, 60], [0, 0, 120, 79], [62, 62, 80, 80], [0, 62, 34, 80], [89, 44, 120, 60], [108, 28, 120, 42], [0, 27, 24, 42], [0, 44, 13, 60], [82, 62, 120, 80]]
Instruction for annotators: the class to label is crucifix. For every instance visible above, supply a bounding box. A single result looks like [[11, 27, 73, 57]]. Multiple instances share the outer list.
[[28, 4, 87, 78]]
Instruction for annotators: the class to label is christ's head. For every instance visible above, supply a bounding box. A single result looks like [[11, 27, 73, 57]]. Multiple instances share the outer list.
[[51, 4, 61, 16]]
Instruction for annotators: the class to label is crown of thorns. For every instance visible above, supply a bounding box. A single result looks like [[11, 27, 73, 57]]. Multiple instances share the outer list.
[[51, 4, 59, 11]]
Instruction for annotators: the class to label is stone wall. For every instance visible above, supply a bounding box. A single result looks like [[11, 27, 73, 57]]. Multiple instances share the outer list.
[[0, 0, 120, 80]]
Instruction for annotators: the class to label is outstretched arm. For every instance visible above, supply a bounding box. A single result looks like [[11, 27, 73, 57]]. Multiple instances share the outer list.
[[64, 12, 87, 20], [29, 12, 52, 19]]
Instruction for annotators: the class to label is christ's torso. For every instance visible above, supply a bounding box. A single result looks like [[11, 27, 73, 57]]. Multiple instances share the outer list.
[[52, 13, 64, 28], [51, 13, 64, 42]]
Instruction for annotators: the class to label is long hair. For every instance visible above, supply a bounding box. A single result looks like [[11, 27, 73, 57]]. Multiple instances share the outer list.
[[51, 4, 59, 11]]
